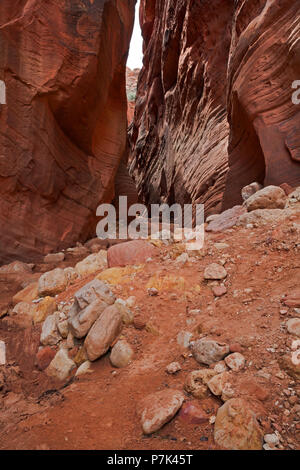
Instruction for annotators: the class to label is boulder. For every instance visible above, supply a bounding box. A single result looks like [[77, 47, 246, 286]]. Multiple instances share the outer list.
[[38, 268, 68, 297], [191, 338, 230, 365], [114, 299, 134, 325], [214, 398, 263, 450], [68, 299, 108, 339], [107, 240, 156, 268], [279, 351, 300, 380], [245, 186, 287, 211], [12, 282, 39, 306], [110, 340, 134, 368], [75, 251, 108, 276], [206, 206, 247, 233], [36, 347, 56, 371], [0, 261, 33, 274], [64, 267, 80, 284], [238, 208, 294, 227], [12, 301, 33, 317], [33, 297, 57, 324], [44, 252, 65, 263], [137, 389, 185, 435], [84, 305, 123, 361], [204, 263, 227, 280], [57, 320, 69, 339], [46, 348, 76, 381], [75, 361, 93, 377], [284, 290, 300, 308], [184, 369, 217, 399], [241, 182, 263, 201], [225, 353, 246, 371], [286, 319, 300, 337], [40, 313, 61, 346], [207, 372, 232, 397], [74, 279, 115, 310]]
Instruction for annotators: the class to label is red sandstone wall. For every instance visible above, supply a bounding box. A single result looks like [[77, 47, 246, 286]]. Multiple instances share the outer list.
[[0, 0, 136, 263]]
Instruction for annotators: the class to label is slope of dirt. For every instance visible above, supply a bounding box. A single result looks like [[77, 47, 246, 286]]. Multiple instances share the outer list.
[[0, 214, 299, 450]]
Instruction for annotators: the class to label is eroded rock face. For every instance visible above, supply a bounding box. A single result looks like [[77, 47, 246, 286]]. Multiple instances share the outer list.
[[0, 0, 136, 263], [130, 0, 300, 214], [130, 0, 233, 215]]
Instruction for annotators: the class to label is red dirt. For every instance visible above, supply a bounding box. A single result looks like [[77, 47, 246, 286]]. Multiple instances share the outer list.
[[0, 217, 299, 450]]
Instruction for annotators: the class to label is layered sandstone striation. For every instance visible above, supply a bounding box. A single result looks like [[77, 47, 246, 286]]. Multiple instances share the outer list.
[[130, 0, 300, 213], [0, 0, 136, 263]]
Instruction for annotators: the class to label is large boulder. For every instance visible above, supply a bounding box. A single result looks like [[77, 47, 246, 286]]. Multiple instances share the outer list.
[[74, 279, 115, 310], [84, 305, 123, 361], [244, 186, 287, 212], [46, 348, 76, 381], [137, 389, 185, 435], [191, 339, 229, 366], [107, 240, 156, 268], [38, 268, 68, 297], [68, 299, 109, 339], [214, 398, 263, 450], [75, 251, 108, 277]]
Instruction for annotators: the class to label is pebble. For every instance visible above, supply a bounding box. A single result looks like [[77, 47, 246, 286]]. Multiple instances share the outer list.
[[204, 263, 227, 281], [166, 362, 182, 374]]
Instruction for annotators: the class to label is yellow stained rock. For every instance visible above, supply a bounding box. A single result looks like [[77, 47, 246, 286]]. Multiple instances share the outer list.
[[146, 274, 186, 292], [97, 266, 143, 286], [12, 282, 39, 306], [74, 346, 88, 367], [33, 297, 57, 324]]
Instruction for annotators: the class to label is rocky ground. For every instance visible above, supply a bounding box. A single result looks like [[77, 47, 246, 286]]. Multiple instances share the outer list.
[[0, 185, 299, 451]]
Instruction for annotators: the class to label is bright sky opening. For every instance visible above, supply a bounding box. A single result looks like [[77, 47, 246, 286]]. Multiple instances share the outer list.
[[127, 0, 143, 70]]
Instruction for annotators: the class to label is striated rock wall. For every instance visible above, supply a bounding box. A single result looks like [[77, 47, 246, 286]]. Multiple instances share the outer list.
[[130, 0, 300, 213], [0, 0, 136, 263]]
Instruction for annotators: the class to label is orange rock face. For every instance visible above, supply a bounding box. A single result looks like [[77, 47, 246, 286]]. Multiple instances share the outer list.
[[130, 0, 300, 213], [0, 0, 136, 263]]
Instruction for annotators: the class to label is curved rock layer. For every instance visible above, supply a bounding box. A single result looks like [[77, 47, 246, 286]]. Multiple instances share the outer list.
[[130, 0, 300, 213], [0, 0, 136, 263]]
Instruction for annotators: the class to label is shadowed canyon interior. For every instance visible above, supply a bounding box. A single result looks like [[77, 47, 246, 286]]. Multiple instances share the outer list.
[[0, 0, 299, 263]]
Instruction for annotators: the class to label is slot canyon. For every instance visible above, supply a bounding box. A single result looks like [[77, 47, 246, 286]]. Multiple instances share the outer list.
[[0, 0, 299, 453]]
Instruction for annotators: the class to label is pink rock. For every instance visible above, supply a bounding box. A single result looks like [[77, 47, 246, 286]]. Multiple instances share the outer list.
[[212, 285, 227, 297], [206, 206, 247, 233], [107, 240, 156, 268], [36, 347, 56, 371]]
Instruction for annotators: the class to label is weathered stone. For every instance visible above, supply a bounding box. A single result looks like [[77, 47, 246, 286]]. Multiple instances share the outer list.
[[38, 268, 68, 297], [107, 240, 156, 268], [110, 340, 134, 368], [12, 282, 39, 306], [0, 341, 6, 365], [57, 320, 69, 339], [206, 206, 247, 233], [245, 186, 287, 212], [12, 302, 33, 317], [73, 346, 88, 367], [33, 297, 57, 324], [207, 372, 232, 397], [64, 267, 80, 284], [191, 339, 229, 365], [40, 314, 61, 346], [225, 353, 246, 372], [279, 351, 300, 380], [68, 299, 108, 339], [0, 261, 32, 274], [75, 251, 108, 276], [284, 290, 300, 308], [84, 305, 123, 361], [74, 279, 115, 310], [238, 208, 296, 227], [114, 299, 134, 325], [214, 398, 263, 450], [184, 370, 217, 399], [177, 331, 193, 348], [166, 362, 182, 375], [212, 285, 227, 297], [241, 182, 263, 202], [179, 399, 220, 425], [36, 347, 56, 371], [44, 252, 65, 263], [286, 318, 300, 337], [204, 264, 227, 281], [75, 361, 93, 377], [137, 389, 185, 435], [46, 348, 76, 381]]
